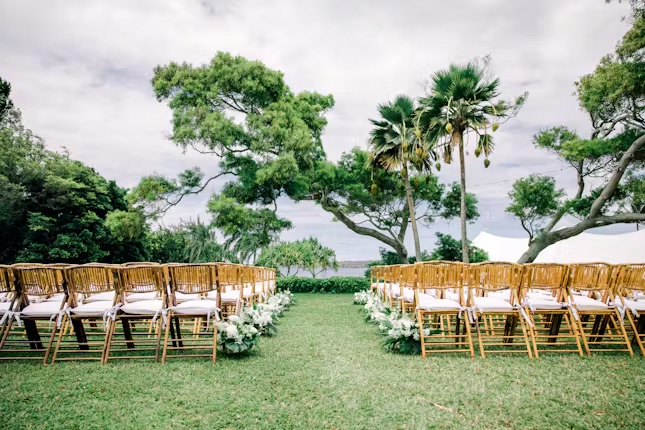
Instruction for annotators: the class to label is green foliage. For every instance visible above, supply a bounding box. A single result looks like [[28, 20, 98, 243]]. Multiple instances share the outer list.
[[276, 277, 369, 293], [440, 182, 480, 222], [429, 232, 489, 263], [148, 227, 189, 263], [506, 175, 565, 241], [257, 237, 338, 277]]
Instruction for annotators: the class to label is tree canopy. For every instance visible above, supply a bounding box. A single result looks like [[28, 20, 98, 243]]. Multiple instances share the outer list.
[[256, 237, 338, 278], [507, 8, 645, 262]]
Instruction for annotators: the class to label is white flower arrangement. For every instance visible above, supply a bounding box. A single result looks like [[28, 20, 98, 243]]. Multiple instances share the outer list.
[[242, 306, 278, 336], [274, 290, 294, 308], [353, 290, 370, 305], [355, 289, 431, 355], [216, 314, 260, 354]]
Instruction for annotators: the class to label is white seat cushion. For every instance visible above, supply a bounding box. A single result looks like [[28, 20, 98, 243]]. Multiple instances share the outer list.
[[175, 292, 202, 303], [573, 295, 608, 311], [487, 290, 511, 302], [474, 296, 514, 313], [526, 297, 564, 310], [70, 301, 113, 317], [83, 291, 116, 303], [0, 302, 10, 314], [243, 287, 255, 298], [417, 295, 462, 311], [401, 287, 414, 302], [125, 292, 158, 302], [21, 301, 62, 318], [623, 298, 645, 312], [120, 300, 163, 315], [220, 291, 242, 303], [44, 293, 66, 302], [526, 290, 556, 301], [172, 300, 219, 315]]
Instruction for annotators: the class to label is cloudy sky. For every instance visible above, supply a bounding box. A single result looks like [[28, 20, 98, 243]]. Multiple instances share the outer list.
[[0, 0, 635, 260]]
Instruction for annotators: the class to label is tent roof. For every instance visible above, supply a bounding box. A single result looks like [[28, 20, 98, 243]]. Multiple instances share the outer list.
[[472, 229, 645, 264]]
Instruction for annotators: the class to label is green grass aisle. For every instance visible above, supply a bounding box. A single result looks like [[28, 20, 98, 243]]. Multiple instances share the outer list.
[[1, 294, 644, 429]]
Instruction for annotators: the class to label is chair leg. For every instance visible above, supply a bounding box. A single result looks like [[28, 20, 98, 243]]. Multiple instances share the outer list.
[[212, 324, 218, 364], [518, 315, 533, 359], [464, 314, 475, 358], [154, 318, 164, 362], [0, 318, 14, 351], [43, 319, 60, 365], [576, 314, 591, 356], [626, 313, 645, 356], [161, 312, 172, 364], [613, 310, 634, 357], [101, 318, 117, 364], [565, 312, 585, 357], [418, 310, 426, 359], [51, 316, 69, 364]]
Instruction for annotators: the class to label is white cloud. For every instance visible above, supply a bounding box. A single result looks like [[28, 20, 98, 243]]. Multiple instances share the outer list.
[[0, 0, 635, 260]]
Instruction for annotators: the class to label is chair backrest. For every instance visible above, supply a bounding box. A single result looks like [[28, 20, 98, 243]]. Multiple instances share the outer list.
[[416, 261, 464, 298], [0, 265, 14, 296], [217, 264, 242, 295], [521, 263, 568, 300], [64, 264, 119, 298], [13, 266, 67, 298], [118, 265, 165, 299], [122, 262, 160, 267], [567, 263, 613, 293], [167, 264, 219, 295], [616, 263, 645, 296], [473, 262, 521, 291]]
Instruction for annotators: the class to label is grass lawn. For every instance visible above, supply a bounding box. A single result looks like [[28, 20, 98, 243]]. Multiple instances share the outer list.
[[1, 294, 644, 429]]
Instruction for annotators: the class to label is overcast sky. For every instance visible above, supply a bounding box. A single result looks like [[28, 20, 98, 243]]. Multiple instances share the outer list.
[[0, 0, 635, 260]]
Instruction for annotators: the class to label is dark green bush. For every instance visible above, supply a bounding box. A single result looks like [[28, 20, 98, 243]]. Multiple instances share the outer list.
[[276, 276, 369, 293]]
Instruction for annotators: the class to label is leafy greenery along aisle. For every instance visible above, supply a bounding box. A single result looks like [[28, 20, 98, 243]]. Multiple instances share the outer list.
[[1, 294, 643, 429]]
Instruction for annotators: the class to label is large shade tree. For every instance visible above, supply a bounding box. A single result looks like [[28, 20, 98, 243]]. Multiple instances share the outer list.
[[507, 5, 645, 262], [417, 59, 526, 262]]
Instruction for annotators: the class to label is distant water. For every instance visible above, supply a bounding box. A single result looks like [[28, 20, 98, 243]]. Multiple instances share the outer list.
[[282, 267, 367, 278]]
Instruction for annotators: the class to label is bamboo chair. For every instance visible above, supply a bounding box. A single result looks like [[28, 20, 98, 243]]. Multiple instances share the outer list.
[[162, 264, 220, 364], [50, 264, 120, 363], [103, 265, 166, 363], [521, 263, 584, 357], [0, 266, 67, 364], [208, 264, 242, 318], [567, 263, 632, 356], [415, 262, 475, 358], [242, 267, 262, 305], [616, 263, 645, 356], [0, 265, 17, 341], [397, 264, 417, 315], [468, 262, 532, 358], [370, 266, 386, 297], [266, 267, 277, 297], [384, 265, 403, 308]]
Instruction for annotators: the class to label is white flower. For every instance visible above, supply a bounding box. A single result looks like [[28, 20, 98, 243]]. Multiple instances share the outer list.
[[225, 324, 239, 339]]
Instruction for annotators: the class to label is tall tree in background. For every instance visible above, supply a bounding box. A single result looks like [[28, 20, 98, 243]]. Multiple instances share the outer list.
[[368, 95, 433, 262], [507, 4, 644, 262], [417, 59, 526, 262]]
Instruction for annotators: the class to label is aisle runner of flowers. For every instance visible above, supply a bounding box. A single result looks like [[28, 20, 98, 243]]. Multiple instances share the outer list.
[[216, 290, 294, 354], [354, 290, 430, 355]]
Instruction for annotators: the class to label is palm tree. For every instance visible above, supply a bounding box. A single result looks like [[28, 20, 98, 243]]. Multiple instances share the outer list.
[[369, 95, 433, 262], [417, 60, 526, 262]]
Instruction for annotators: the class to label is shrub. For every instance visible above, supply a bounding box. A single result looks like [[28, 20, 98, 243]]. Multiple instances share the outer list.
[[276, 276, 369, 293]]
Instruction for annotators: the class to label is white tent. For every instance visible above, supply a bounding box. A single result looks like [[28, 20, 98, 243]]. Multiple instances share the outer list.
[[472, 230, 645, 263]]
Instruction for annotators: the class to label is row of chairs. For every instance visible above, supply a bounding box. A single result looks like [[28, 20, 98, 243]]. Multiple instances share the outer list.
[[370, 262, 645, 359], [0, 262, 276, 364]]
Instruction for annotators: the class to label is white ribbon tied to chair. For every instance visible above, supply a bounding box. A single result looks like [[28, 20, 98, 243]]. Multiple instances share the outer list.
[[514, 304, 534, 328], [151, 308, 168, 329], [0, 310, 22, 327]]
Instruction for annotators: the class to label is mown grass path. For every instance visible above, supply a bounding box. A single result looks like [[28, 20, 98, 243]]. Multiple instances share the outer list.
[[1, 294, 644, 429]]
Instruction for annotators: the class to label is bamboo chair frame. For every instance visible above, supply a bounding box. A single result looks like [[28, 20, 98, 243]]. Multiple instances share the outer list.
[[614, 263, 645, 356], [397, 265, 417, 315], [415, 262, 475, 358], [0, 265, 17, 342], [384, 265, 404, 308], [50, 264, 120, 363], [216, 264, 243, 318], [521, 264, 584, 357], [162, 264, 221, 364], [103, 265, 167, 363], [567, 263, 633, 356], [0, 266, 67, 364], [468, 263, 532, 358], [370, 266, 387, 297]]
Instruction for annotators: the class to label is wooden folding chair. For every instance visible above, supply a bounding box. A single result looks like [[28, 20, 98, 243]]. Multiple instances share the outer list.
[[568, 263, 633, 356], [0, 265, 17, 341], [616, 263, 645, 356], [0, 265, 67, 364], [521, 263, 584, 357], [209, 264, 242, 318], [370, 266, 386, 297], [50, 264, 120, 363], [384, 265, 403, 309], [103, 265, 166, 363], [416, 262, 475, 358], [397, 264, 417, 315], [468, 262, 532, 358], [162, 264, 220, 363]]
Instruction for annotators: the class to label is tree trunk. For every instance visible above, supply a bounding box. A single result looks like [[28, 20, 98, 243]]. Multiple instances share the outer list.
[[403, 164, 422, 262], [456, 131, 469, 263], [517, 235, 553, 263]]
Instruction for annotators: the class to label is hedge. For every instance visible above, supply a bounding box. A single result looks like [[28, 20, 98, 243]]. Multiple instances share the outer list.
[[276, 276, 370, 294]]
